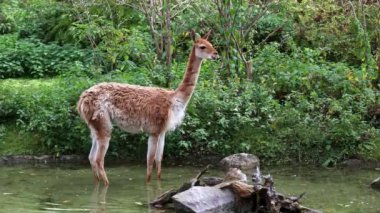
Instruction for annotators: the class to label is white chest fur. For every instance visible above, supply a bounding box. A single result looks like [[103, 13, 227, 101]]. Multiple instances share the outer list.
[[167, 97, 186, 131]]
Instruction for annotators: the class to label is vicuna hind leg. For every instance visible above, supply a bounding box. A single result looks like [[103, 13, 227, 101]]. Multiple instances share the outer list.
[[89, 117, 112, 187], [155, 132, 166, 180], [95, 135, 110, 187], [89, 130, 99, 184]]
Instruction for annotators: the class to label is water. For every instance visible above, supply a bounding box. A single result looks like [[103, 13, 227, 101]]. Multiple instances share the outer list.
[[0, 164, 379, 213]]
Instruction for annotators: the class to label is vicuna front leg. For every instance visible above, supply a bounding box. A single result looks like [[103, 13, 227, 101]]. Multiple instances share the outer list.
[[155, 132, 166, 180], [146, 133, 166, 181], [146, 134, 159, 182]]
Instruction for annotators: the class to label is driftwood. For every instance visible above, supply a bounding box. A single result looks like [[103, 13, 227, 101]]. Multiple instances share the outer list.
[[150, 189, 177, 208], [150, 164, 211, 208], [201, 176, 223, 186], [151, 165, 321, 213]]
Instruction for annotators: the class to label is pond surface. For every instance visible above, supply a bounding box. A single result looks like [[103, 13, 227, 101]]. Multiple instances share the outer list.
[[0, 163, 379, 213]]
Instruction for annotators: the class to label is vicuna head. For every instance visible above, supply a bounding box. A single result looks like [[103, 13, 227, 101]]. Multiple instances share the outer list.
[[191, 30, 219, 60]]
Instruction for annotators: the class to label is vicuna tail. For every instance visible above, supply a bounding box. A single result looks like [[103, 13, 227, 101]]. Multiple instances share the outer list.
[[77, 95, 94, 124]]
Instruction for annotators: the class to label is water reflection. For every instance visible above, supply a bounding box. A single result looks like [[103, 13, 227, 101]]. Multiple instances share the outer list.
[[88, 177, 168, 213], [146, 180, 164, 213], [90, 185, 108, 213]]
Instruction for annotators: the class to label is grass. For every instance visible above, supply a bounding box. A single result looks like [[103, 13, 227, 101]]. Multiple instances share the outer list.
[[1, 78, 59, 89], [371, 138, 380, 160], [0, 78, 58, 155], [0, 123, 44, 155]]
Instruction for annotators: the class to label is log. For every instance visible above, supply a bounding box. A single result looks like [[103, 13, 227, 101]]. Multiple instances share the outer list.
[[150, 189, 177, 208], [229, 181, 254, 198], [172, 186, 235, 213], [201, 176, 223, 186], [370, 177, 380, 190], [178, 164, 211, 193], [150, 165, 211, 207], [300, 205, 323, 213]]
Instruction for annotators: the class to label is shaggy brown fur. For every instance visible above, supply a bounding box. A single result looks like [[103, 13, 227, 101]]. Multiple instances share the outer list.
[[78, 84, 173, 135], [77, 33, 218, 186]]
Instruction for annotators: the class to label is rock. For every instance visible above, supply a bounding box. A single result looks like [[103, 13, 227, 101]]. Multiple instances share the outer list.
[[341, 159, 364, 168], [1, 155, 33, 165], [60, 155, 86, 162], [172, 186, 235, 213], [219, 153, 259, 173], [33, 155, 54, 163], [370, 177, 380, 190]]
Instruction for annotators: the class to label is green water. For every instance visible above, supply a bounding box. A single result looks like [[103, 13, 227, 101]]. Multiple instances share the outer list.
[[0, 164, 379, 213]]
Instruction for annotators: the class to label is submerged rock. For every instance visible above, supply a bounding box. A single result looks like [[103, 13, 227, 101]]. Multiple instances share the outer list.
[[219, 153, 259, 173], [172, 186, 235, 213], [370, 177, 380, 190]]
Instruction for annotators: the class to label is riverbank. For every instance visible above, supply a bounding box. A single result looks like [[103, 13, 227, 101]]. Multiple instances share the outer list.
[[1, 154, 379, 171], [0, 155, 87, 165]]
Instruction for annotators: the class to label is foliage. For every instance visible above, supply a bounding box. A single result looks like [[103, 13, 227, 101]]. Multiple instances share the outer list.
[[14, 0, 75, 43], [284, 0, 379, 68], [0, 0, 379, 165], [0, 35, 92, 78], [1, 50, 378, 163], [0, 13, 16, 34], [0, 123, 44, 155], [0, 71, 154, 155]]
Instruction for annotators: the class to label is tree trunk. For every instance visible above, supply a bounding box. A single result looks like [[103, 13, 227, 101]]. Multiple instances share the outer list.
[[245, 60, 253, 81], [164, 0, 172, 87]]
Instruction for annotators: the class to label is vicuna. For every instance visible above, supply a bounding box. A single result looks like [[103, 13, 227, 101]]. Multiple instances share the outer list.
[[77, 31, 218, 186]]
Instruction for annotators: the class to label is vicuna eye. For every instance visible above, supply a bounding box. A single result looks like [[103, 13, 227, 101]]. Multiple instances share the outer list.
[[200, 46, 206, 49]]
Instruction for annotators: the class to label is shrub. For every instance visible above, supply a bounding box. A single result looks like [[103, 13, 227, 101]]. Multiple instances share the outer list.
[[283, 0, 379, 67], [0, 70, 155, 156], [0, 49, 379, 163], [0, 36, 93, 78], [0, 13, 15, 34]]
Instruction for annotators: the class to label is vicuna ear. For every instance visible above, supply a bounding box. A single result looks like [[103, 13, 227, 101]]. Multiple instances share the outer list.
[[190, 30, 196, 41], [203, 30, 212, 40]]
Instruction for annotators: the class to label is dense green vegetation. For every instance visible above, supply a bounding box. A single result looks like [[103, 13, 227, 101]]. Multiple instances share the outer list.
[[0, 0, 379, 165]]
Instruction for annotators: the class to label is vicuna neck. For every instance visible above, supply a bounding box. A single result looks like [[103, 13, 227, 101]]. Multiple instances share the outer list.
[[174, 46, 203, 104]]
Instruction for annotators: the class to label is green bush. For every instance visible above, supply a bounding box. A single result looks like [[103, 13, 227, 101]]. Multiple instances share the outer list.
[[0, 36, 92, 78], [249, 43, 379, 164], [0, 70, 154, 156], [0, 78, 92, 154], [0, 56, 379, 163], [167, 44, 379, 164], [11, 0, 75, 43], [0, 0, 379, 165], [0, 13, 15, 34], [283, 0, 379, 66]]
